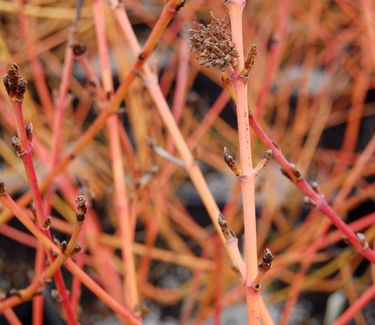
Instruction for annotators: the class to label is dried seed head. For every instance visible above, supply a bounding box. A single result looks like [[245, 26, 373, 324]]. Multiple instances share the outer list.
[[190, 13, 238, 71], [3, 64, 27, 102]]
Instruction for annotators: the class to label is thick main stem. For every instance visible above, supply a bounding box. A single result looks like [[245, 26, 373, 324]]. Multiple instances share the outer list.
[[227, 0, 260, 323]]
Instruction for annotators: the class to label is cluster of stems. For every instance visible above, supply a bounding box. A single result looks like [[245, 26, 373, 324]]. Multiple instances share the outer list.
[[0, 1, 374, 325]]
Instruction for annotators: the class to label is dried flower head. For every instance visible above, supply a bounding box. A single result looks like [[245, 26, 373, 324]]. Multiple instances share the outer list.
[[190, 13, 238, 71], [3, 63, 27, 102]]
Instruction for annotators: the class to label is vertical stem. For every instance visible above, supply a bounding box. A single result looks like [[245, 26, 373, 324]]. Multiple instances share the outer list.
[[12, 100, 77, 325], [93, 0, 139, 310], [227, 0, 260, 323]]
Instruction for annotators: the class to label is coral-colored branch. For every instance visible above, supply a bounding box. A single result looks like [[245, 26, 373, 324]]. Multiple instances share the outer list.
[[93, 0, 138, 310], [333, 283, 375, 325]]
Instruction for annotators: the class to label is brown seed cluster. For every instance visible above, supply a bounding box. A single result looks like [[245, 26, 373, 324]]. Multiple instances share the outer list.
[[3, 63, 27, 102], [190, 13, 238, 72]]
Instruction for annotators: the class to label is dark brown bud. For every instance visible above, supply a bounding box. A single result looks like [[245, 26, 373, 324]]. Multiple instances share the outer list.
[[29, 203, 37, 224], [223, 146, 241, 176], [175, 0, 186, 12], [264, 150, 273, 161], [72, 43, 87, 56], [15, 77, 27, 102], [43, 217, 52, 231], [280, 167, 291, 180], [11, 136, 22, 155], [60, 240, 67, 253], [218, 213, 236, 241], [73, 244, 82, 254], [0, 180, 5, 194], [258, 248, 274, 271], [75, 195, 87, 224], [290, 163, 301, 179], [75, 211, 84, 225], [26, 123, 33, 141], [3, 64, 27, 102]]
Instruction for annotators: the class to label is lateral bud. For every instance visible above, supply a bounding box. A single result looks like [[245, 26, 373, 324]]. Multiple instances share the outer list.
[[218, 213, 236, 241], [258, 248, 274, 272], [73, 244, 82, 255], [250, 248, 275, 290], [223, 146, 241, 176], [357, 232, 369, 249], [0, 180, 5, 194], [72, 43, 87, 56], [280, 163, 302, 182], [26, 123, 33, 141], [11, 136, 23, 156], [242, 44, 257, 78], [254, 149, 273, 175], [43, 217, 52, 231]]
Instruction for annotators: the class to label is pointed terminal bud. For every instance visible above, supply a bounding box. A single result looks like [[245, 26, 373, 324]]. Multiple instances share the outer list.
[[3, 64, 27, 102], [75, 195, 87, 224], [242, 44, 257, 78]]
